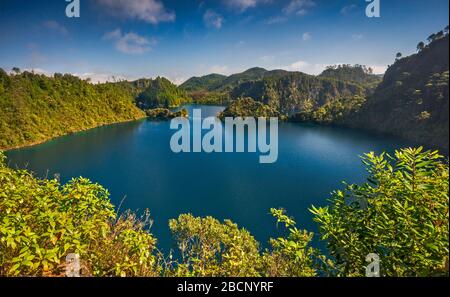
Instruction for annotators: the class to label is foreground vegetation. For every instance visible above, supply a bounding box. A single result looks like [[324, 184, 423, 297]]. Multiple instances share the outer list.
[[0, 147, 448, 277]]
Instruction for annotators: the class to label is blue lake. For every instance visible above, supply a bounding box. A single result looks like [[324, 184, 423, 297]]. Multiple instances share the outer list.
[[5, 105, 412, 253]]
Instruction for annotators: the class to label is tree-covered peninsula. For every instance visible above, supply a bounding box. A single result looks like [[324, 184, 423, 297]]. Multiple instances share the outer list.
[[0, 70, 146, 150]]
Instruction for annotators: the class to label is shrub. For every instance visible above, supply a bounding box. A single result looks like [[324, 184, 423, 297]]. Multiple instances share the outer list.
[[167, 214, 262, 277], [311, 147, 449, 276], [0, 152, 158, 276]]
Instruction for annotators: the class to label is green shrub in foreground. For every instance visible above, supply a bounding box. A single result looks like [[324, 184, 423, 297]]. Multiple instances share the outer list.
[[0, 148, 448, 277], [311, 147, 449, 276], [0, 155, 158, 276]]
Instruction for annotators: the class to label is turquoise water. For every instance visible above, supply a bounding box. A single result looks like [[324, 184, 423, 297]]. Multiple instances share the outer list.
[[5, 105, 412, 252]]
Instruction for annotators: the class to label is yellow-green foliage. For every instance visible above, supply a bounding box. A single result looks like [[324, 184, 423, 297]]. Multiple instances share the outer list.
[[262, 209, 327, 277], [0, 153, 157, 277], [0, 148, 448, 277], [311, 147, 449, 276], [168, 214, 263, 277], [291, 95, 366, 124], [0, 70, 146, 150], [219, 97, 284, 120]]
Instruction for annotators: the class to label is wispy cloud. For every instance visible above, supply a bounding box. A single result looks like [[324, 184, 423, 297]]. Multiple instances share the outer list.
[[340, 4, 357, 14], [260, 55, 275, 63], [266, 0, 314, 25], [104, 29, 155, 55], [209, 65, 229, 75], [280, 60, 327, 75], [265, 16, 288, 25], [225, 0, 270, 12], [203, 10, 224, 29], [42, 21, 69, 36], [283, 0, 315, 16], [352, 34, 364, 40], [302, 32, 311, 41], [95, 0, 175, 24], [74, 72, 133, 83]]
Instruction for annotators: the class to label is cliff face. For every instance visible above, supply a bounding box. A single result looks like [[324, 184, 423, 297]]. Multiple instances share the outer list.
[[230, 72, 365, 116], [343, 35, 449, 151]]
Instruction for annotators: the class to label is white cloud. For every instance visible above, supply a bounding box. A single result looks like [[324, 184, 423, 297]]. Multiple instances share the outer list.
[[104, 29, 155, 55], [266, 0, 313, 25], [302, 32, 311, 41], [95, 0, 175, 24], [340, 4, 357, 14], [42, 21, 69, 36], [203, 10, 224, 29], [21, 68, 52, 76], [369, 65, 388, 74], [17, 68, 134, 84], [74, 72, 132, 83], [280, 60, 388, 75], [283, 0, 315, 16], [167, 76, 187, 86], [280, 60, 327, 75], [265, 16, 288, 24], [225, 0, 270, 12], [260, 55, 275, 63], [352, 34, 364, 40], [209, 65, 230, 75]]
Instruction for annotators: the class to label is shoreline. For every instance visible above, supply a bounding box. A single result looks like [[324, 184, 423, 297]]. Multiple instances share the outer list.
[[2, 115, 148, 152]]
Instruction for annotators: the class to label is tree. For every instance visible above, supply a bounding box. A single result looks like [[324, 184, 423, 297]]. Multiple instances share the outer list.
[[168, 214, 262, 277], [435, 30, 445, 40], [311, 148, 449, 277], [396, 52, 403, 60], [427, 33, 436, 43], [417, 41, 425, 52], [11, 67, 21, 75]]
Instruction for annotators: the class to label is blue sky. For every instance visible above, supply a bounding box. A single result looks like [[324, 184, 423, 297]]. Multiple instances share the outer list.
[[0, 0, 448, 84]]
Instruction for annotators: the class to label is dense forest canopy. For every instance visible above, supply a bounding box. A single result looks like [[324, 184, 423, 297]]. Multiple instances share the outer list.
[[0, 70, 146, 150], [135, 77, 191, 109], [319, 64, 382, 87]]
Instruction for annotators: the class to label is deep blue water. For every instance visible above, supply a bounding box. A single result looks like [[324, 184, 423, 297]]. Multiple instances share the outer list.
[[5, 105, 412, 253]]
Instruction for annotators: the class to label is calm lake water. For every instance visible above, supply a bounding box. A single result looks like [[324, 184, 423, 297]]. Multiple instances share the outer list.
[[5, 105, 412, 252]]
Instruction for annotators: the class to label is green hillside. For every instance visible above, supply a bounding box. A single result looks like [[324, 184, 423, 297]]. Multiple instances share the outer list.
[[180, 73, 227, 92], [181, 66, 378, 107], [0, 70, 146, 150], [342, 29, 449, 151], [135, 77, 191, 109], [230, 72, 366, 118], [319, 64, 382, 88]]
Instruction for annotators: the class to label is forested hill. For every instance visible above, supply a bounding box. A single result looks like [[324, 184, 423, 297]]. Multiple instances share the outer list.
[[181, 65, 380, 109], [319, 64, 382, 88], [230, 72, 366, 117], [0, 70, 146, 150], [342, 29, 449, 151], [134, 77, 191, 109], [180, 74, 227, 92]]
